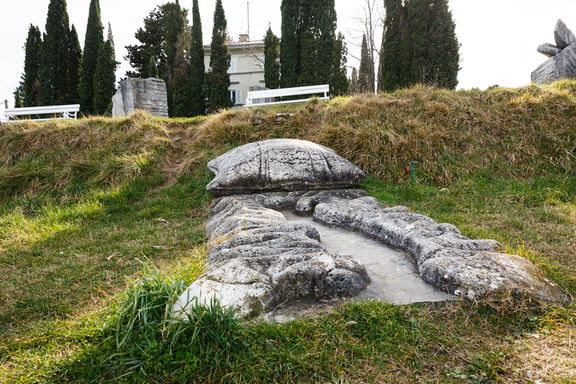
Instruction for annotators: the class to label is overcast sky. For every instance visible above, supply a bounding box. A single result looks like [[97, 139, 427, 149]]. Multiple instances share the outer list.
[[1, 0, 575, 108]]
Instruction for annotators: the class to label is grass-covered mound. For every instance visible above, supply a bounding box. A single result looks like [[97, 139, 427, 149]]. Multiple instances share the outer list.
[[0, 83, 575, 383]]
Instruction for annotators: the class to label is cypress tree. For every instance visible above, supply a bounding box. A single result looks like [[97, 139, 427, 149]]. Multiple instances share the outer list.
[[80, 0, 104, 114], [297, 30, 318, 86], [379, 0, 406, 91], [189, 0, 205, 116], [39, 0, 72, 105], [22, 25, 42, 107], [350, 67, 359, 94], [280, 0, 343, 91], [148, 56, 159, 78], [406, 0, 431, 84], [330, 32, 349, 96], [314, 0, 337, 85], [359, 34, 374, 93], [264, 26, 280, 89], [163, 1, 185, 116], [172, 34, 192, 117], [208, 0, 232, 111], [379, 0, 459, 90], [427, 0, 459, 88], [280, 0, 299, 88], [93, 25, 117, 115], [67, 25, 82, 104], [14, 86, 24, 108]]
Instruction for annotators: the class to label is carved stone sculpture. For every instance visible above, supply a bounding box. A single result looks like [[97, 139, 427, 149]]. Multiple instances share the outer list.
[[532, 20, 576, 84]]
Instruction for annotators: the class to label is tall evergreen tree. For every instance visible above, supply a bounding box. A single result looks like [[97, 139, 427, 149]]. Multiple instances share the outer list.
[[314, 0, 337, 85], [172, 34, 192, 117], [406, 0, 431, 84], [148, 56, 159, 78], [208, 0, 232, 111], [378, 0, 406, 91], [350, 67, 359, 94], [330, 32, 349, 96], [379, 0, 459, 90], [280, 0, 343, 91], [298, 30, 318, 86], [427, 0, 459, 89], [67, 25, 82, 103], [280, 0, 299, 88], [359, 34, 374, 93], [80, 0, 104, 114], [22, 25, 42, 107], [39, 0, 72, 105], [264, 26, 280, 89], [189, 0, 205, 116], [14, 86, 24, 108], [164, 1, 185, 116], [93, 25, 117, 115], [125, 7, 166, 78]]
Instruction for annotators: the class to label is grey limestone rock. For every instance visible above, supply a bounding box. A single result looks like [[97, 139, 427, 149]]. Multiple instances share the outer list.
[[313, 197, 570, 304], [533, 20, 576, 84], [554, 44, 576, 79], [206, 139, 366, 197], [112, 78, 169, 117], [537, 43, 562, 57], [294, 189, 367, 215], [175, 190, 370, 319], [555, 19, 576, 49], [207, 190, 368, 239], [175, 223, 369, 318], [531, 58, 557, 84]]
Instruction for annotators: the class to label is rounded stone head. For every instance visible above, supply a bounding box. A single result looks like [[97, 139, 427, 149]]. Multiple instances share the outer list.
[[206, 139, 366, 196]]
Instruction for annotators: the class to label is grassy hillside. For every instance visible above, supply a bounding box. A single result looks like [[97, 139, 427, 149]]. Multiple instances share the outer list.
[[0, 83, 575, 383]]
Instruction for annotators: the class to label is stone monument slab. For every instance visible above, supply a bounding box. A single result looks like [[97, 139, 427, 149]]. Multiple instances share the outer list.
[[112, 78, 169, 118]]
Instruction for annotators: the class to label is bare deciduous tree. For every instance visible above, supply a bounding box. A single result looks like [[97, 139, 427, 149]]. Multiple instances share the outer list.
[[347, 0, 384, 93]]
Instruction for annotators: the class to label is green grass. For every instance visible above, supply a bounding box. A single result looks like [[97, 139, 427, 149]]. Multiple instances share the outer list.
[[1, 84, 575, 383], [2, 173, 574, 383]]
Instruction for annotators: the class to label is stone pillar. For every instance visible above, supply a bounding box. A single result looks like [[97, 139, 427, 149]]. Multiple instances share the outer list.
[[112, 78, 169, 117]]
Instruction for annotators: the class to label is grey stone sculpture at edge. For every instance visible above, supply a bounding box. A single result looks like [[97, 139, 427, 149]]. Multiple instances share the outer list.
[[112, 78, 169, 118], [532, 20, 576, 84], [174, 139, 570, 320]]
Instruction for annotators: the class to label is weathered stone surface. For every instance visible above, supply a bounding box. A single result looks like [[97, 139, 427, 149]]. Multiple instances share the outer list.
[[174, 223, 369, 318], [206, 139, 366, 196], [537, 43, 562, 57], [313, 197, 570, 304], [112, 78, 168, 118], [294, 189, 367, 215], [532, 58, 557, 84], [207, 190, 366, 239], [174, 190, 371, 319], [555, 19, 576, 49], [533, 20, 576, 84], [554, 43, 576, 79]]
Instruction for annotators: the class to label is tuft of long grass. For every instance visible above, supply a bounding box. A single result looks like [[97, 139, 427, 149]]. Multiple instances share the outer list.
[[112, 262, 244, 381], [115, 262, 186, 349]]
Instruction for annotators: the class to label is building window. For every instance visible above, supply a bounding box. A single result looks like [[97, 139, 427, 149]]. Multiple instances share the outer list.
[[229, 89, 243, 105], [228, 59, 237, 74]]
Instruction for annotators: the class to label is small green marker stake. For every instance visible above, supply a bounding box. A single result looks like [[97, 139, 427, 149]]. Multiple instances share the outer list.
[[410, 161, 418, 183]]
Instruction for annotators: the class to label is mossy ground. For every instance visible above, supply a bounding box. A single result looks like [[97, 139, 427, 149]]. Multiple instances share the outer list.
[[1, 83, 575, 383]]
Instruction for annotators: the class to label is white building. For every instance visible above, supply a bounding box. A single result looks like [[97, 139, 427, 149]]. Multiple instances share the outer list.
[[204, 34, 266, 106]]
